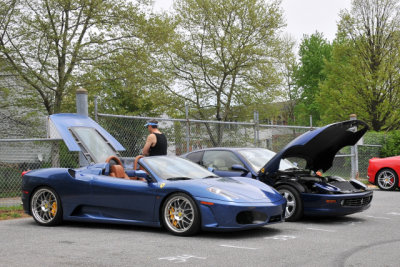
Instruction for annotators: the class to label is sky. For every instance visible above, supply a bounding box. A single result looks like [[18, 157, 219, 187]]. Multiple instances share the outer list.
[[152, 0, 352, 43]]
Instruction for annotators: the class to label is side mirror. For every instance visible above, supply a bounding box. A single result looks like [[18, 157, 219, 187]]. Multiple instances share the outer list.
[[231, 164, 249, 174]]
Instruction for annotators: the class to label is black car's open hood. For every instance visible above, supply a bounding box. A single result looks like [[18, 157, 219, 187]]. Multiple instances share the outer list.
[[260, 120, 369, 176]]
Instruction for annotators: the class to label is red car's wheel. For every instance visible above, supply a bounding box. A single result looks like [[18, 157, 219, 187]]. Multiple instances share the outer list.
[[376, 168, 398, 191]]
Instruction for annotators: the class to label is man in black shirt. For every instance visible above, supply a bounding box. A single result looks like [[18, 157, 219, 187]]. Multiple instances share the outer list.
[[142, 120, 168, 156]]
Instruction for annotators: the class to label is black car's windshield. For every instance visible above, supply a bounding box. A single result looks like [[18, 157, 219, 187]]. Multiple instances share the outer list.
[[141, 156, 216, 180], [237, 148, 297, 172]]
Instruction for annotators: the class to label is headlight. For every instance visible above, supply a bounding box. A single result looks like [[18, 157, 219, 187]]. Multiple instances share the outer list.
[[207, 187, 239, 200]]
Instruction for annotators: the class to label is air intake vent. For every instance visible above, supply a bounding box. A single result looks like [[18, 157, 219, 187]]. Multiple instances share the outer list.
[[341, 196, 372, 207], [236, 211, 267, 225]]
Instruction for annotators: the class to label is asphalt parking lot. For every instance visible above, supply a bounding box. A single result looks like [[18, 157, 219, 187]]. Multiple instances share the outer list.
[[1, 189, 399, 267]]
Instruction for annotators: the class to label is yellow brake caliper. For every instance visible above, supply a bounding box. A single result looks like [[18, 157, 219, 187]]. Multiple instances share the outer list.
[[51, 202, 57, 217], [169, 206, 179, 228]]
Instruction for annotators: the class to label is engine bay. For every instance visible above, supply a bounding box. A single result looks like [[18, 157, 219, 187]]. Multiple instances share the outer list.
[[274, 168, 368, 194]]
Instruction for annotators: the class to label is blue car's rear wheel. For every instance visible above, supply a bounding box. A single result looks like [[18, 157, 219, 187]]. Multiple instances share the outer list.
[[376, 168, 398, 191], [277, 185, 303, 222], [162, 193, 200, 236], [30, 187, 63, 226]]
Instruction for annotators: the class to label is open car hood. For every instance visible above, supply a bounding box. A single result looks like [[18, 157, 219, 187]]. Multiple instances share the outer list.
[[260, 120, 368, 176]]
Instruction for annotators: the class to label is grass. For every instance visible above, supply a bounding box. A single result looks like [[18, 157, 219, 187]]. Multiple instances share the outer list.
[[0, 205, 30, 220], [359, 179, 371, 185]]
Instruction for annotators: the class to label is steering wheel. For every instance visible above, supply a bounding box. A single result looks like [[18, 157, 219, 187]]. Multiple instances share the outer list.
[[105, 155, 123, 166]]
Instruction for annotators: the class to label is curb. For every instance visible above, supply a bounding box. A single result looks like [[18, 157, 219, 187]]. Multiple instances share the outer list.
[[366, 185, 379, 190], [0, 197, 22, 207]]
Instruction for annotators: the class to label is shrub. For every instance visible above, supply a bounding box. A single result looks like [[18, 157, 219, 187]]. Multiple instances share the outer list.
[[381, 130, 400, 157]]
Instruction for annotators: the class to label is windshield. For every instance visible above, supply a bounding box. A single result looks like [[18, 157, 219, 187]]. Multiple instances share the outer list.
[[141, 156, 216, 180], [70, 127, 118, 163], [237, 148, 297, 172]]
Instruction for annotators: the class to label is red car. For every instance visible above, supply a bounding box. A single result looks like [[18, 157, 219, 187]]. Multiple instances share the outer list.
[[368, 156, 400, 190]]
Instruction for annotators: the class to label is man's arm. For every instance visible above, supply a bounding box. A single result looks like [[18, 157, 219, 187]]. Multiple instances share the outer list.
[[142, 134, 156, 156]]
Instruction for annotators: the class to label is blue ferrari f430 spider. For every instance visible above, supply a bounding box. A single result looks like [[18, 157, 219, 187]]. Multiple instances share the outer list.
[[21, 114, 286, 236]]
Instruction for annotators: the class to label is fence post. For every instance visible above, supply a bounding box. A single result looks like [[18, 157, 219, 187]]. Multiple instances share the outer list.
[[76, 88, 89, 166], [94, 95, 98, 122], [350, 114, 358, 179], [254, 110, 259, 147], [185, 103, 190, 153]]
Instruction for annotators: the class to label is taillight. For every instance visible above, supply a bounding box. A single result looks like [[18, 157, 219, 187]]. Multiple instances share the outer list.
[[21, 170, 31, 177]]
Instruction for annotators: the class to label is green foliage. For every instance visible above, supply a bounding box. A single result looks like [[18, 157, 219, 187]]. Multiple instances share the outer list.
[[71, 12, 176, 117], [166, 0, 285, 117], [363, 131, 386, 146], [294, 32, 332, 126], [162, 0, 287, 145], [0, 205, 26, 220], [319, 0, 400, 130], [98, 116, 148, 157], [0, 0, 168, 117], [381, 130, 400, 157]]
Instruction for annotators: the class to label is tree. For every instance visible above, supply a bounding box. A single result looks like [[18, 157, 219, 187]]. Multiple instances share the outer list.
[[71, 14, 176, 117], [279, 35, 300, 124], [319, 0, 400, 131], [0, 57, 45, 138], [0, 0, 153, 115], [160, 0, 285, 145], [294, 32, 332, 126]]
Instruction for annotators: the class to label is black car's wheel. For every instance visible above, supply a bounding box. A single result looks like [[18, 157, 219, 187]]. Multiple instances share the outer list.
[[376, 168, 398, 191], [276, 185, 303, 222], [30, 187, 63, 226], [161, 193, 200, 236]]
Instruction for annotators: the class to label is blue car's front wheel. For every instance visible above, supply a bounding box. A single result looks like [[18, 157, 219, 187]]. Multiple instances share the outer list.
[[277, 185, 303, 222], [162, 193, 200, 236]]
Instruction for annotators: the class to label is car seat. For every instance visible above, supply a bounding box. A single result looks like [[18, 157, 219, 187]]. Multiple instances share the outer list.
[[109, 165, 129, 179]]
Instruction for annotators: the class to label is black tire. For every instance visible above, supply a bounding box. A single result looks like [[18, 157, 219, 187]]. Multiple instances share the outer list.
[[30, 187, 63, 226], [276, 185, 303, 222], [161, 193, 200, 236], [376, 168, 398, 191]]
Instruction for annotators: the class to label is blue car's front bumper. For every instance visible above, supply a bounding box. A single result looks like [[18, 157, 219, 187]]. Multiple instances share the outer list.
[[301, 190, 373, 216], [196, 197, 286, 231]]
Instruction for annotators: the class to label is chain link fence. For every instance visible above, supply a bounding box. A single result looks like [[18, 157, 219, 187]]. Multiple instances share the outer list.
[[97, 113, 312, 155], [324, 144, 382, 179], [0, 139, 79, 205], [0, 113, 382, 205], [97, 113, 381, 179]]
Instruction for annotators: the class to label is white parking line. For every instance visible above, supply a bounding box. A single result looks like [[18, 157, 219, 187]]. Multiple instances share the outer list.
[[387, 212, 400, 216], [158, 255, 206, 263], [345, 221, 363, 226], [264, 235, 296, 241], [306, 227, 336, 232], [365, 215, 391, 220], [220, 244, 259, 250]]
